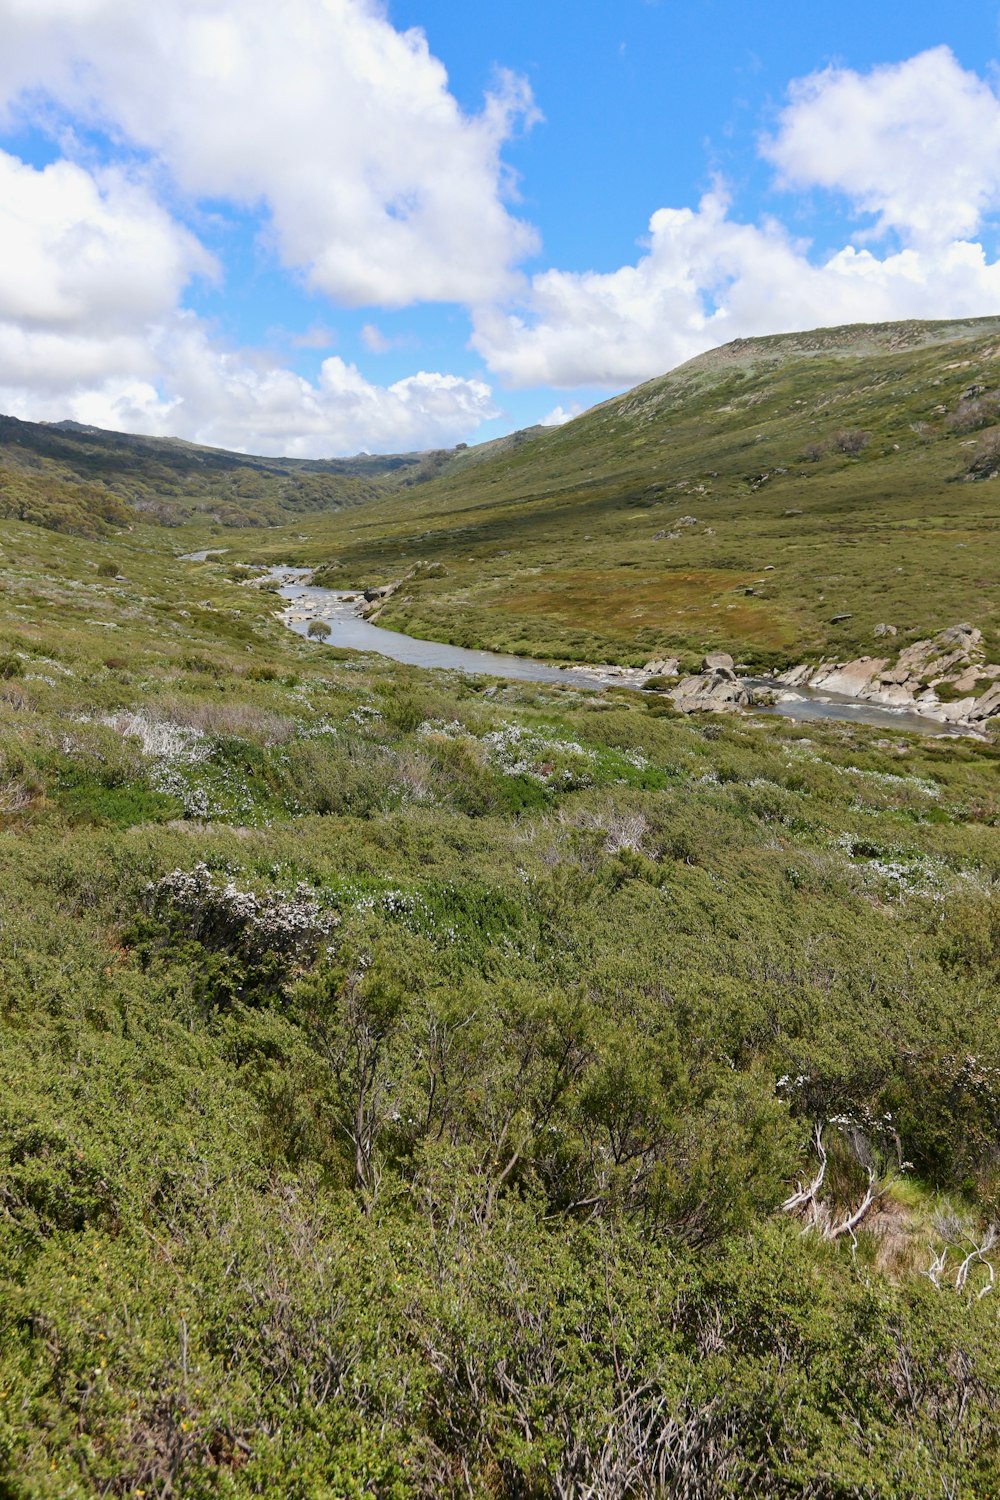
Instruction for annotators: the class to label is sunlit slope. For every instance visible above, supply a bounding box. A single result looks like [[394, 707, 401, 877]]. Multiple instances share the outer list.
[[280, 317, 1000, 669]]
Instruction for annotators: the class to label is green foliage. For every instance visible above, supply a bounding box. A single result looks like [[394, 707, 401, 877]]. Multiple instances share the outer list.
[[0, 489, 999, 1494]]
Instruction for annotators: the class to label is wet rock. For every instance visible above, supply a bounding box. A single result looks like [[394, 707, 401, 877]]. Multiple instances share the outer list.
[[811, 657, 888, 696]]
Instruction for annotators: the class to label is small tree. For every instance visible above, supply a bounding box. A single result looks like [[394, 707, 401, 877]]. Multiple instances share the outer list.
[[306, 619, 332, 640]]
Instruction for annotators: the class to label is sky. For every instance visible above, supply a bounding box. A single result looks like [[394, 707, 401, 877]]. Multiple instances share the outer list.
[[1, 1, 1000, 457]]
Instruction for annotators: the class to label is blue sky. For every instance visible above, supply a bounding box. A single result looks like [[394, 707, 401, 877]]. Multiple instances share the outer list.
[[1, 0, 999, 455]]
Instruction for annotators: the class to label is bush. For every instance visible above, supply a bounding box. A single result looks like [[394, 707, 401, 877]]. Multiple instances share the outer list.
[[832, 428, 870, 456], [307, 619, 332, 640], [966, 430, 1000, 481]]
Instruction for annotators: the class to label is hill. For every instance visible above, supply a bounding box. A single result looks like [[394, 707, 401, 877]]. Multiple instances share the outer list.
[[0, 411, 545, 536], [243, 316, 1000, 673]]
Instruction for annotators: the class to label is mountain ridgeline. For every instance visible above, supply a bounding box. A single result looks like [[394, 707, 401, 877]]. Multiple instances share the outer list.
[[0, 411, 542, 535]]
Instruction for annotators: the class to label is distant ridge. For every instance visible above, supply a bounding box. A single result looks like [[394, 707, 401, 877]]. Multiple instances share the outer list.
[[671, 315, 1000, 381]]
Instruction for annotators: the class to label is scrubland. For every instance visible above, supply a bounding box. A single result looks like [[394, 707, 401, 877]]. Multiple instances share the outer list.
[[0, 514, 998, 1497]]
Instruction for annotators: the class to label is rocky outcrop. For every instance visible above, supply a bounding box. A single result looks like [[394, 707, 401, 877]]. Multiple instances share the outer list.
[[670, 662, 753, 714], [645, 657, 680, 678], [776, 624, 1000, 730]]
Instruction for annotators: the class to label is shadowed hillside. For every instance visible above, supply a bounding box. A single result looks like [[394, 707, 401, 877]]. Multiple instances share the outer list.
[[0, 412, 546, 536]]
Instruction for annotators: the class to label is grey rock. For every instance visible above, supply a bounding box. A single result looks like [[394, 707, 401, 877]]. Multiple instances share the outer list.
[[969, 681, 1000, 721], [873, 623, 897, 638], [670, 668, 752, 715]]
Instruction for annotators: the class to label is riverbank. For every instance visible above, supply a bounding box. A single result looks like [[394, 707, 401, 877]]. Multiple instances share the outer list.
[[256, 567, 982, 738]]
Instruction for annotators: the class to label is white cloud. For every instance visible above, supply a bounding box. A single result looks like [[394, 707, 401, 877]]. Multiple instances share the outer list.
[[0, 148, 212, 340], [0, 0, 539, 307], [540, 404, 581, 427], [5, 31, 1000, 447], [0, 317, 500, 457], [764, 47, 1000, 245], [473, 50, 1000, 390], [0, 140, 499, 456]]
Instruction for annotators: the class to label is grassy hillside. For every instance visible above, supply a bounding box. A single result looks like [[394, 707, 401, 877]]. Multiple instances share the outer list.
[[0, 514, 998, 1495], [235, 317, 1000, 671], [0, 414, 542, 537]]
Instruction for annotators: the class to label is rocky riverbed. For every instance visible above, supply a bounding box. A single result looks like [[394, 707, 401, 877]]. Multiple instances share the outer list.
[[772, 624, 1000, 733]]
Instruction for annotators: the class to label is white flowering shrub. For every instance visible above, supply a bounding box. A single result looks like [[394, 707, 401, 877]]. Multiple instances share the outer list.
[[148, 863, 338, 968]]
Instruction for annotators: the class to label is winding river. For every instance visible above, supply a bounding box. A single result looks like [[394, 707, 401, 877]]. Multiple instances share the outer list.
[[270, 571, 961, 737]]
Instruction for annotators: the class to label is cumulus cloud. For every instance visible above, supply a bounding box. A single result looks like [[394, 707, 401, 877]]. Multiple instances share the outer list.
[[4, 29, 1000, 446], [0, 317, 500, 457], [764, 46, 1000, 245], [473, 49, 1000, 390], [0, 119, 500, 456], [0, 148, 212, 342], [540, 404, 582, 427], [0, 0, 539, 307]]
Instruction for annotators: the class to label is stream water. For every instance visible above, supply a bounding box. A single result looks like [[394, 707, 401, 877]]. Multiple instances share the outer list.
[[270, 570, 961, 737]]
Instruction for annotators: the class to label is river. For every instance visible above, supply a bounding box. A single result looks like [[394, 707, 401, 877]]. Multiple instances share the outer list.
[[270, 571, 964, 737]]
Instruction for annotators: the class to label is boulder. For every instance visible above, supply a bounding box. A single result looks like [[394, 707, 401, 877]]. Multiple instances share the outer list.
[[873, 623, 897, 638], [703, 651, 735, 677], [936, 623, 981, 649], [670, 670, 752, 715], [969, 681, 1000, 722], [810, 657, 887, 696]]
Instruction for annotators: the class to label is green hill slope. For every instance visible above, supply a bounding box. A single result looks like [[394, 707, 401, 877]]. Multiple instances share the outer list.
[[0, 413, 540, 536], [264, 317, 1000, 671], [2, 327, 1000, 1494]]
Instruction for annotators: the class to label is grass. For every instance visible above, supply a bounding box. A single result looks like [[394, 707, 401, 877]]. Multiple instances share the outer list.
[[207, 318, 1000, 671]]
